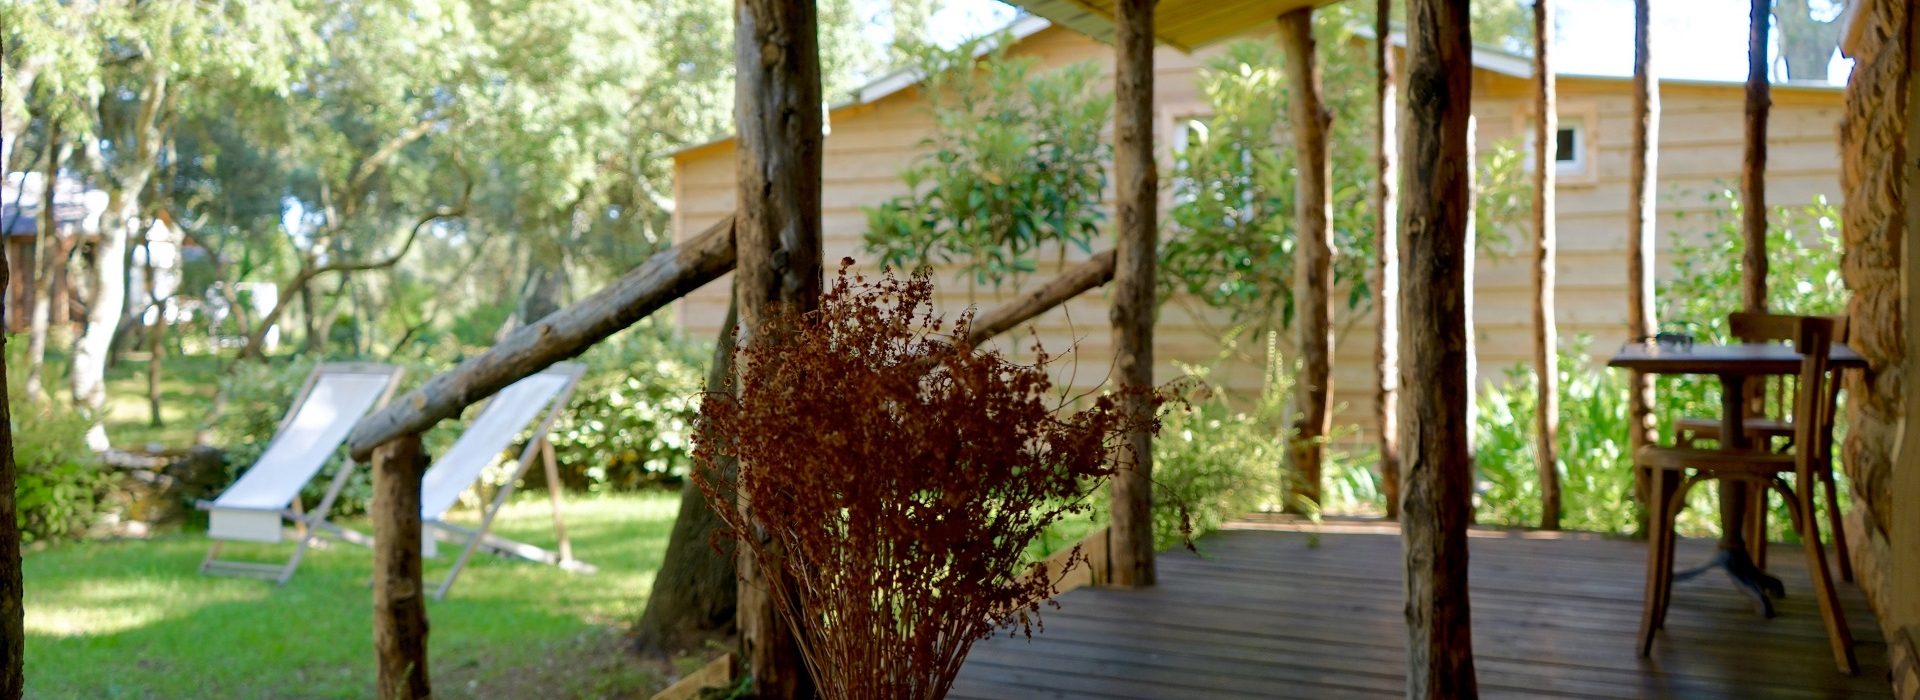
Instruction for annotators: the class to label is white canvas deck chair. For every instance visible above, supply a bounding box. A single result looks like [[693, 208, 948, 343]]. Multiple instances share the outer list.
[[197, 362, 405, 583], [414, 362, 593, 599]]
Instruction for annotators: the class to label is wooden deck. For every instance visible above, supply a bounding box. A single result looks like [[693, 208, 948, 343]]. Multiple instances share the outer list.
[[953, 517, 1891, 699]]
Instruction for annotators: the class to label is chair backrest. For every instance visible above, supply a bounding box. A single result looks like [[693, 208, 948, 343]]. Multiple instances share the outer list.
[[418, 363, 585, 520], [1727, 312, 1846, 428], [214, 363, 404, 510], [1783, 316, 1837, 484]]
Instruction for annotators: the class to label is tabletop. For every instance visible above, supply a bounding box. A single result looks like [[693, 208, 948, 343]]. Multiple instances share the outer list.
[[1606, 342, 1866, 375]]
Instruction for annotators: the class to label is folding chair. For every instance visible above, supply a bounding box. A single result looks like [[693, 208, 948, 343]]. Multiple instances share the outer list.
[[410, 362, 592, 599], [197, 362, 405, 583]]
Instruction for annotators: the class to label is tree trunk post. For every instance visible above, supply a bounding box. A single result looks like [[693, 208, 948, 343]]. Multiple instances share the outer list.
[[372, 433, 430, 700], [1375, 0, 1403, 521], [1627, 0, 1661, 531], [733, 0, 824, 694], [1, 179, 24, 700], [1108, 0, 1158, 589], [24, 122, 60, 403], [1743, 0, 1771, 313], [635, 298, 741, 655], [1279, 8, 1334, 516], [1399, 0, 1480, 696], [1532, 0, 1562, 531]]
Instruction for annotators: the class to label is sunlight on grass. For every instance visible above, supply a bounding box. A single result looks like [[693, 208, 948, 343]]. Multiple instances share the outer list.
[[23, 491, 678, 699]]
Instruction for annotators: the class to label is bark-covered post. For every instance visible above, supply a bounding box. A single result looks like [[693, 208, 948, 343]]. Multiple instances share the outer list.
[[372, 433, 430, 700], [1374, 0, 1402, 521], [635, 299, 740, 654], [1107, 0, 1158, 588], [1627, 0, 1660, 526], [733, 0, 824, 694], [1, 179, 23, 699], [1531, 0, 1562, 530], [1742, 0, 1771, 313], [1279, 8, 1334, 515], [1399, 0, 1479, 695]]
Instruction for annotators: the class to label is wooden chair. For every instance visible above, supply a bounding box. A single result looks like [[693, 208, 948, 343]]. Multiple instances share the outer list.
[[1635, 315, 1857, 675], [1670, 314, 1852, 581]]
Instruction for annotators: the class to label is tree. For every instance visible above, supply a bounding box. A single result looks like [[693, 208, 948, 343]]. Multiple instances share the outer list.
[[54, 0, 315, 450], [1775, 0, 1849, 82], [0, 143, 22, 700]]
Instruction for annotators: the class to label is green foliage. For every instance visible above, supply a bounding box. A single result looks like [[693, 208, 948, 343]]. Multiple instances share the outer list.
[[1159, 33, 1529, 339], [547, 320, 711, 491], [863, 35, 1112, 291], [1150, 354, 1288, 550], [9, 380, 112, 544]]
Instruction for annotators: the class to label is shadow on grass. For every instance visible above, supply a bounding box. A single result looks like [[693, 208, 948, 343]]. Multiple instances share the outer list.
[[25, 492, 679, 699]]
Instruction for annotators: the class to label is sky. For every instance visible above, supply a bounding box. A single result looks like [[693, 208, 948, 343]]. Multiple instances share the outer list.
[[896, 0, 1854, 86]]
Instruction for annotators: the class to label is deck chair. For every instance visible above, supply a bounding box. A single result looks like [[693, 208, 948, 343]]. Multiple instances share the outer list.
[[413, 362, 592, 599], [197, 362, 405, 583]]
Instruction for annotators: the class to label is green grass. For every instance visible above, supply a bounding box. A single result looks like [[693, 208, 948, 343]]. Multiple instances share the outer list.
[[23, 492, 681, 699], [99, 353, 225, 450]]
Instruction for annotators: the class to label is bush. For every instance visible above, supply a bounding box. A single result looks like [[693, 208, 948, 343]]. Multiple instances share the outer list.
[[547, 319, 709, 491], [9, 361, 112, 543], [693, 266, 1155, 698], [1149, 356, 1286, 549]]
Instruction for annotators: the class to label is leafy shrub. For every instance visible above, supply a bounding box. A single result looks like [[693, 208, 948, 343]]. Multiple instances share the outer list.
[[1149, 357, 1286, 549], [9, 360, 112, 543], [863, 34, 1111, 294], [547, 318, 709, 491], [693, 265, 1155, 699]]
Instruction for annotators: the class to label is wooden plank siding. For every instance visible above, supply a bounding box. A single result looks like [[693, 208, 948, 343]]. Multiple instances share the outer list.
[[670, 25, 1846, 443], [949, 521, 1893, 698]]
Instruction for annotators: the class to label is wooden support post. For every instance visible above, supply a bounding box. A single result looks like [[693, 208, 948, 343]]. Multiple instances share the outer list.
[[1742, 0, 1771, 314], [1627, 0, 1660, 530], [0, 191, 22, 699], [1896, 2, 1920, 690], [1399, 0, 1479, 696], [372, 433, 430, 700], [1374, 0, 1402, 521], [1532, 0, 1562, 531], [1279, 8, 1334, 515], [538, 439, 572, 563], [1108, 0, 1157, 589], [733, 0, 823, 695]]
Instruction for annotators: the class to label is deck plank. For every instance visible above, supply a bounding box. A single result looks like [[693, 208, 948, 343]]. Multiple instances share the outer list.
[[954, 524, 1892, 698]]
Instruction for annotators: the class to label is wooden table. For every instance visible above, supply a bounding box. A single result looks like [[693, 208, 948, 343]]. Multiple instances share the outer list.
[[1607, 342, 1864, 613]]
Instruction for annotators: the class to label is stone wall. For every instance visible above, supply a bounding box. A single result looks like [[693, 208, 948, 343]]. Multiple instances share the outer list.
[[1839, 0, 1915, 691]]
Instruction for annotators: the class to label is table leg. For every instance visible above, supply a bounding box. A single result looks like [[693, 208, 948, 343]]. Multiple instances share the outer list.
[[1673, 374, 1786, 616]]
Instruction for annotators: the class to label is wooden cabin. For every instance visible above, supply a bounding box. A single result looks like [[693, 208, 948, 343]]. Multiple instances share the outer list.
[[668, 19, 1848, 442], [0, 173, 96, 332]]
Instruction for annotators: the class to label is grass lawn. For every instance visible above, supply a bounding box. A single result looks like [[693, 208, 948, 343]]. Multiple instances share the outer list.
[[23, 492, 685, 699]]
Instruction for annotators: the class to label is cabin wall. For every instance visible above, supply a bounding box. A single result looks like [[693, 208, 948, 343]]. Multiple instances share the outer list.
[[671, 26, 1848, 448]]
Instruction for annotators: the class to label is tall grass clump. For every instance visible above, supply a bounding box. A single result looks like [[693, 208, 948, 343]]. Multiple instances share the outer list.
[[692, 263, 1157, 700]]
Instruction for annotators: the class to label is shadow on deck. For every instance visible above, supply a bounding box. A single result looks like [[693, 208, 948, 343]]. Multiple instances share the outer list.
[[954, 516, 1891, 699]]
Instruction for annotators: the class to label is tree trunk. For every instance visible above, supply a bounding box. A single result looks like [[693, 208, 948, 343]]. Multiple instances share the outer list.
[[1108, 0, 1158, 589], [72, 191, 138, 451], [635, 298, 740, 656], [373, 432, 430, 700], [1, 187, 25, 700], [733, 0, 824, 694], [1375, 0, 1403, 521], [1774, 0, 1844, 82], [1531, 0, 1562, 531], [1398, 0, 1479, 696], [1279, 8, 1334, 515], [25, 125, 61, 402], [145, 236, 164, 428], [1627, 0, 1661, 531], [1743, 0, 1772, 314]]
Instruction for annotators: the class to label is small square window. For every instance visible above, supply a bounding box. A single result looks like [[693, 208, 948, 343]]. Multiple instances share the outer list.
[[1555, 127, 1577, 162]]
